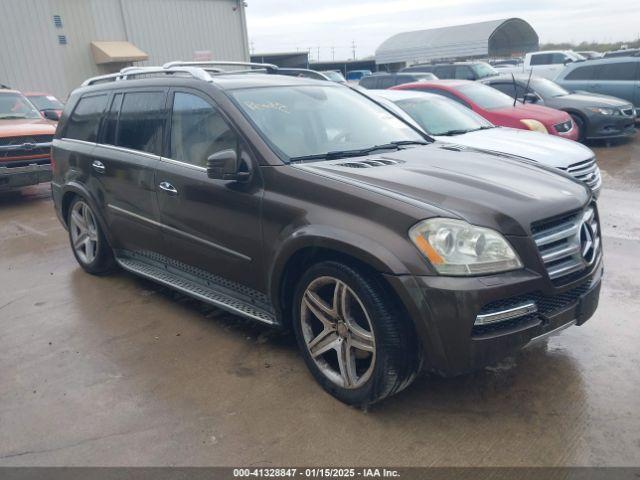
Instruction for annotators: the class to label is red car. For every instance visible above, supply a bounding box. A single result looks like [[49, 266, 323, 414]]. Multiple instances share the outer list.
[[392, 80, 579, 141], [23, 92, 64, 121]]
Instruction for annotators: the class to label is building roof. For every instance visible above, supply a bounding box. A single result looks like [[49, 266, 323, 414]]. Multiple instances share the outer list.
[[375, 18, 538, 65]]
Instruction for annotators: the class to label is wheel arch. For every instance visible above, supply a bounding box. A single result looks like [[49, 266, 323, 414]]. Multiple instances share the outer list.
[[269, 226, 410, 328], [60, 182, 114, 246]]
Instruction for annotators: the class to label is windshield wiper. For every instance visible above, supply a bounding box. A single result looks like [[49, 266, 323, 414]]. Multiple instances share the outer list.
[[289, 140, 430, 163], [0, 114, 29, 120], [437, 129, 474, 136]]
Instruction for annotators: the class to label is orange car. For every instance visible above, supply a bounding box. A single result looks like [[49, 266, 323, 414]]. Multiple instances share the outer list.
[[0, 87, 57, 191]]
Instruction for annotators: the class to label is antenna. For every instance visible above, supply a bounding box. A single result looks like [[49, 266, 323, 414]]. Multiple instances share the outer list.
[[523, 68, 533, 104], [511, 73, 517, 108]]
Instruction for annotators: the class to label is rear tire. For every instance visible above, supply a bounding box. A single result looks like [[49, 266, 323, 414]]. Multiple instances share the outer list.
[[292, 261, 421, 406], [67, 196, 117, 275]]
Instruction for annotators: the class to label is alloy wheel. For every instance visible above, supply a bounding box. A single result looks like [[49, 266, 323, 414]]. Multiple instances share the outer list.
[[300, 276, 376, 389], [70, 200, 99, 265]]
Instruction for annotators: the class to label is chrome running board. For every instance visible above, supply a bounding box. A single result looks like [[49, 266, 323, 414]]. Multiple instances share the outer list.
[[116, 256, 278, 326]]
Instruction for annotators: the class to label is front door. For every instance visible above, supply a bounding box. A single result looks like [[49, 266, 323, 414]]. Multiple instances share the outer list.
[[155, 89, 263, 290]]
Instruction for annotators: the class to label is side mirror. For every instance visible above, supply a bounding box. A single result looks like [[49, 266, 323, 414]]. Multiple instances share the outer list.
[[523, 92, 539, 104], [563, 58, 573, 65], [206, 149, 250, 182], [43, 109, 60, 121]]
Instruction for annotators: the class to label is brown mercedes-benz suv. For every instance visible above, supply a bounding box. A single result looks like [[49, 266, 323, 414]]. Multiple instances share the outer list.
[[51, 63, 602, 406]]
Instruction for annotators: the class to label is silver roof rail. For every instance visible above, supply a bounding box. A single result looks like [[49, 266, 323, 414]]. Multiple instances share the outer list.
[[81, 66, 214, 86], [162, 60, 279, 73]]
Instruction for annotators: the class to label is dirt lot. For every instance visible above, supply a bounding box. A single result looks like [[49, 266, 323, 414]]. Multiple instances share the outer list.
[[1, 136, 639, 467]]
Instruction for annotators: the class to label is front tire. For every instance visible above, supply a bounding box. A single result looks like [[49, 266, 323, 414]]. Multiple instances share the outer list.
[[292, 261, 421, 406], [570, 113, 587, 143], [67, 196, 116, 275]]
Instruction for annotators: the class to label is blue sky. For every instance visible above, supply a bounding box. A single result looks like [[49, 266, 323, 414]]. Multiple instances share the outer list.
[[245, 0, 640, 60]]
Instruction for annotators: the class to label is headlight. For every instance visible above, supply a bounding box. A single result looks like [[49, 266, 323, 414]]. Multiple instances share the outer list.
[[587, 107, 615, 116], [409, 218, 523, 276], [520, 119, 548, 133]]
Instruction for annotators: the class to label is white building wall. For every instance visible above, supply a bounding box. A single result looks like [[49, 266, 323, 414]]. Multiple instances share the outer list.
[[0, 0, 249, 99]]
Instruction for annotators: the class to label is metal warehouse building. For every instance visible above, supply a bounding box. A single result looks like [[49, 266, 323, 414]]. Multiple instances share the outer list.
[[376, 18, 539, 70], [0, 0, 249, 99]]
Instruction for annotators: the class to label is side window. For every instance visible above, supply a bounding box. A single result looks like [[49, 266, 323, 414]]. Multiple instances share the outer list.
[[102, 93, 123, 146], [359, 77, 377, 89], [530, 54, 551, 66], [434, 66, 455, 78], [491, 83, 522, 99], [551, 53, 568, 64], [170, 92, 239, 168], [598, 62, 637, 81], [115, 91, 165, 155], [454, 66, 475, 80], [565, 65, 599, 80], [377, 76, 396, 89], [64, 94, 108, 142]]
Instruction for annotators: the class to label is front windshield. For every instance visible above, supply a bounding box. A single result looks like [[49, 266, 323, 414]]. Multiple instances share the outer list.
[[323, 71, 346, 82], [394, 96, 493, 135], [456, 83, 516, 110], [528, 78, 569, 98], [27, 95, 63, 111], [231, 85, 425, 161], [473, 62, 499, 79], [0, 93, 42, 119]]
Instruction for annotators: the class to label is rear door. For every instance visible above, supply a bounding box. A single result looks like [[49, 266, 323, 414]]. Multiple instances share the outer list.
[[92, 89, 167, 254], [594, 61, 639, 106], [154, 88, 263, 289]]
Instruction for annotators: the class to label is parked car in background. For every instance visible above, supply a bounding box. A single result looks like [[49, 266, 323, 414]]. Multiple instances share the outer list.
[[0, 88, 55, 190], [481, 74, 636, 141], [358, 72, 437, 89], [577, 51, 603, 60], [366, 89, 602, 195], [497, 50, 585, 80], [401, 61, 498, 80], [555, 57, 640, 117], [345, 69, 372, 82], [319, 70, 347, 83], [603, 48, 640, 58], [393, 80, 580, 140], [23, 92, 64, 120], [52, 63, 602, 405]]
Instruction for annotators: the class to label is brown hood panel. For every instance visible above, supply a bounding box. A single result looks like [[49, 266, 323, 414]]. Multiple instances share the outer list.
[[0, 118, 56, 137]]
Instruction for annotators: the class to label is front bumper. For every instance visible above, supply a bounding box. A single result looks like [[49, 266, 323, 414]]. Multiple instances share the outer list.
[[0, 163, 52, 190], [385, 257, 603, 376], [586, 115, 636, 140]]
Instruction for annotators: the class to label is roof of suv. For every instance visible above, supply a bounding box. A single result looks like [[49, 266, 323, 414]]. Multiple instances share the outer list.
[[75, 72, 334, 96]]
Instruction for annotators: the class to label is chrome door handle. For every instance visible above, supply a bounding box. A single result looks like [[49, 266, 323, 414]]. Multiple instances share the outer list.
[[158, 181, 178, 196], [91, 160, 106, 173]]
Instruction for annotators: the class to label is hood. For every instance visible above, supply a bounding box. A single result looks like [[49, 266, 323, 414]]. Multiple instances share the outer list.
[[435, 127, 594, 168], [0, 118, 56, 137], [491, 103, 570, 125], [546, 92, 632, 109], [295, 144, 590, 236]]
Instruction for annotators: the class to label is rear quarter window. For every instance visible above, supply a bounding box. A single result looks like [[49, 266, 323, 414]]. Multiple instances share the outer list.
[[63, 94, 108, 142], [598, 62, 638, 81]]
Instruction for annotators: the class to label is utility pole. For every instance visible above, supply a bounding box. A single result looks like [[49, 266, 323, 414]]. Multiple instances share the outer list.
[[250, 40, 255, 54], [317, 46, 320, 62], [351, 40, 356, 60], [331, 46, 335, 61]]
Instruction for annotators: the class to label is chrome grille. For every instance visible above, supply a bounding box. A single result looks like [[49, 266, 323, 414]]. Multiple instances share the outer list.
[[561, 157, 602, 192], [533, 206, 601, 282], [620, 107, 635, 117]]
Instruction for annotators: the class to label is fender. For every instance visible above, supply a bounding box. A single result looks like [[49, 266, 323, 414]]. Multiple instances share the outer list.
[[268, 224, 410, 309], [59, 181, 115, 247]]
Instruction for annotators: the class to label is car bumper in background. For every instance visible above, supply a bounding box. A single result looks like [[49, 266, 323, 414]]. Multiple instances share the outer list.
[[385, 257, 603, 377], [0, 163, 52, 190], [587, 115, 636, 140]]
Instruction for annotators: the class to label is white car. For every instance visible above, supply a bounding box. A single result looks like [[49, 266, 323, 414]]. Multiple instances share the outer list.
[[367, 89, 602, 195], [497, 50, 585, 80]]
